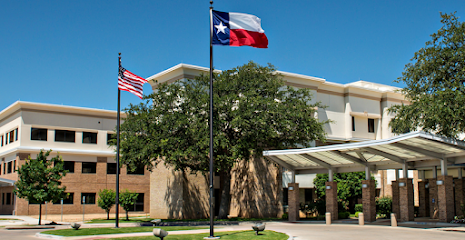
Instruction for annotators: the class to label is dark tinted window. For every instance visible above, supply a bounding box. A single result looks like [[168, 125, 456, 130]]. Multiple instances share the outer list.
[[31, 128, 47, 141], [64, 161, 75, 173], [368, 118, 375, 133], [107, 133, 116, 145], [127, 165, 144, 175], [7, 162, 12, 174], [6, 193, 11, 205], [82, 162, 96, 173], [55, 130, 75, 142], [352, 116, 355, 131], [128, 193, 144, 212], [53, 193, 74, 204], [83, 132, 97, 144], [81, 193, 96, 204], [107, 163, 120, 174]]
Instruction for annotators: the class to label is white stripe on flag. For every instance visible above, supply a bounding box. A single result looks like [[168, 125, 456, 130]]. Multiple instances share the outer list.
[[229, 12, 265, 33]]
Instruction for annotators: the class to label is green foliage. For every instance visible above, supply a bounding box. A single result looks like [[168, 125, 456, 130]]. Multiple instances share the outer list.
[[313, 172, 374, 201], [354, 204, 363, 213], [116, 61, 328, 218], [388, 12, 465, 138], [338, 211, 350, 219], [119, 190, 139, 220], [355, 212, 361, 218], [97, 189, 116, 220], [281, 213, 288, 220], [14, 150, 68, 225], [376, 196, 392, 216]]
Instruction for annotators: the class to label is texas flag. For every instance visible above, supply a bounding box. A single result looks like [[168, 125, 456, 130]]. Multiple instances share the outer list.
[[211, 10, 268, 48]]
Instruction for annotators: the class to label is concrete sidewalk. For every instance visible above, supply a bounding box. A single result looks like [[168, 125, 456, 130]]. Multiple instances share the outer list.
[[0, 215, 53, 226]]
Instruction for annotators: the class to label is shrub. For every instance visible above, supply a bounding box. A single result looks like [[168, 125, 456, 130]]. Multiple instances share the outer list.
[[338, 211, 350, 219], [354, 204, 363, 213], [281, 213, 288, 220], [376, 196, 392, 216], [314, 199, 326, 216], [355, 211, 362, 218]]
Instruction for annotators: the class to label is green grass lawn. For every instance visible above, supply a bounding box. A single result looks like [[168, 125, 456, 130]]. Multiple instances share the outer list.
[[87, 217, 153, 223], [110, 230, 288, 240], [41, 226, 207, 236]]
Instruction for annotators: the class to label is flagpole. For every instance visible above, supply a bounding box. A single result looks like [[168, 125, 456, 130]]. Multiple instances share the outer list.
[[116, 53, 121, 228], [208, 1, 216, 239]]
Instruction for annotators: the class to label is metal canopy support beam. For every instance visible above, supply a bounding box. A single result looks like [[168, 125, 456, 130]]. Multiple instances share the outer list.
[[433, 166, 437, 178], [363, 147, 405, 164], [392, 142, 445, 160], [395, 169, 400, 180], [301, 154, 334, 170], [402, 161, 408, 178], [332, 150, 367, 166], [365, 165, 370, 180], [459, 168, 463, 179], [328, 168, 334, 182], [266, 156, 296, 172], [440, 159, 448, 176]]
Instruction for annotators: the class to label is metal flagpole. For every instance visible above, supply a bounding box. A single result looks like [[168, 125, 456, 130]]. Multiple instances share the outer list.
[[116, 53, 121, 228], [208, 1, 216, 238]]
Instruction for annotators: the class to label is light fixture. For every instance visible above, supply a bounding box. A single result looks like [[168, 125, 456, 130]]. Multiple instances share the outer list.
[[326, 186, 332, 190], [399, 182, 406, 187], [436, 180, 444, 185], [425, 183, 429, 189], [289, 187, 294, 191], [362, 184, 368, 189]]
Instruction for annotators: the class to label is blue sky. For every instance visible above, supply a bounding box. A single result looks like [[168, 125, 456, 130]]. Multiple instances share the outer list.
[[0, 0, 463, 111]]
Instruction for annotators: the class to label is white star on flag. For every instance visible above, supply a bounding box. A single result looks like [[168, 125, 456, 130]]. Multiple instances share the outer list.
[[215, 21, 227, 34]]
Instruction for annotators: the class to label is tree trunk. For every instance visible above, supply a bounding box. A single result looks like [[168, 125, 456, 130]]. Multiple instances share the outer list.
[[218, 170, 231, 219], [126, 210, 129, 221], [38, 203, 42, 225], [107, 210, 110, 220]]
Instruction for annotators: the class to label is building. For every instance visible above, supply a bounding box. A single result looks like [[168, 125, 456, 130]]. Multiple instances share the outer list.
[[0, 102, 150, 216], [146, 64, 410, 219]]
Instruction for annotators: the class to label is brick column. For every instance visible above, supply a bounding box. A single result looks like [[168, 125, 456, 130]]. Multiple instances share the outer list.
[[362, 180, 376, 222], [437, 176, 454, 222], [417, 181, 426, 217], [391, 181, 400, 220], [287, 183, 300, 222], [398, 178, 414, 222], [325, 181, 338, 221], [427, 178, 438, 219], [455, 178, 465, 217]]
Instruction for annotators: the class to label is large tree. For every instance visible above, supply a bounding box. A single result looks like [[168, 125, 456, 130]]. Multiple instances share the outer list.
[[118, 61, 328, 218], [389, 12, 465, 138], [14, 150, 68, 225]]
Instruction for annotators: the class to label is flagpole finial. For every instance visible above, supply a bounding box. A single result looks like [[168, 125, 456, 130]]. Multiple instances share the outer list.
[[210, 1, 213, 8], [118, 52, 121, 56]]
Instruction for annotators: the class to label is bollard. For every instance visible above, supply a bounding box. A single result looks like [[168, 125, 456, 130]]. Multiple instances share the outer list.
[[325, 212, 331, 225], [390, 213, 397, 227], [358, 213, 364, 225]]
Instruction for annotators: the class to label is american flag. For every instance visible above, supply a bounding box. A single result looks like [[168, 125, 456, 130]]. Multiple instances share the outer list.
[[118, 66, 147, 99]]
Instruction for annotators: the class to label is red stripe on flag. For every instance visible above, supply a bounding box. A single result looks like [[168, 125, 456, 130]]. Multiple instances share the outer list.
[[230, 29, 268, 48]]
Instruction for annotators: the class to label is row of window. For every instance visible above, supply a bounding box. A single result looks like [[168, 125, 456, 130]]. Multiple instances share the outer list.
[[31, 128, 116, 144], [0, 128, 19, 147], [351, 117, 375, 133], [62, 161, 144, 175], [27, 193, 144, 211], [0, 160, 16, 175]]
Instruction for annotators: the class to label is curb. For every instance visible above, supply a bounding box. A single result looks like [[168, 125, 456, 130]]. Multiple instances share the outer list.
[[35, 233, 63, 239]]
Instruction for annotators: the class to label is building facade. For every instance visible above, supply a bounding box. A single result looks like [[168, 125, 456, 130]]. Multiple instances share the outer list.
[[0, 102, 150, 216]]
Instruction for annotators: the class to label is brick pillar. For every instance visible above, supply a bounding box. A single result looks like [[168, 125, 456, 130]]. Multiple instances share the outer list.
[[455, 178, 465, 217], [362, 180, 376, 222], [427, 178, 438, 219], [398, 178, 414, 222], [325, 181, 338, 221], [437, 176, 454, 222], [391, 181, 400, 220], [417, 181, 426, 217], [287, 183, 300, 222]]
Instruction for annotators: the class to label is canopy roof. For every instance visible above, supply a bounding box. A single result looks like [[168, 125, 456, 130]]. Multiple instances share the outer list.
[[0, 177, 15, 187], [263, 132, 465, 174]]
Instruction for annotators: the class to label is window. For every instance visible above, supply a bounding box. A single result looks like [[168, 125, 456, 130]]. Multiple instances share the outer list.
[[31, 128, 48, 141], [127, 165, 145, 175], [107, 133, 116, 145], [63, 161, 75, 173], [7, 161, 12, 174], [5, 132, 8, 145], [107, 163, 120, 174], [352, 116, 355, 131], [13, 160, 16, 172], [128, 193, 144, 211], [53, 193, 74, 204], [283, 188, 288, 206], [8, 129, 16, 143], [368, 118, 375, 133], [1, 135, 3, 146], [15, 128, 18, 141], [81, 193, 96, 204], [2, 193, 4, 205], [82, 162, 96, 173], [304, 189, 313, 204], [6, 193, 11, 205], [55, 130, 75, 142], [83, 132, 97, 144], [0, 164, 2, 175], [2, 162, 4, 174]]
